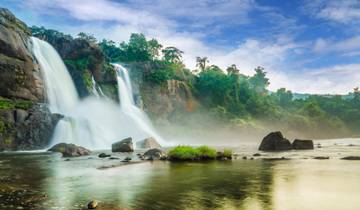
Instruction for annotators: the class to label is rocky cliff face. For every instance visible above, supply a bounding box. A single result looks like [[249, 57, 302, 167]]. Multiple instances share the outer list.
[[0, 8, 44, 101], [0, 8, 61, 150], [31, 27, 118, 100], [128, 62, 198, 122]]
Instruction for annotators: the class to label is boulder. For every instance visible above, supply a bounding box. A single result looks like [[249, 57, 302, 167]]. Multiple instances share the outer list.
[[136, 137, 161, 149], [144, 148, 166, 160], [112, 137, 134, 152], [292, 139, 314, 150], [258, 131, 292, 151], [48, 143, 91, 157]]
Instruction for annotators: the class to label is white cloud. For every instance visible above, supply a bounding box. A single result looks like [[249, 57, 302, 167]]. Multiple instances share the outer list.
[[313, 36, 360, 55], [304, 0, 360, 24], [6, 0, 359, 94], [272, 64, 360, 94]]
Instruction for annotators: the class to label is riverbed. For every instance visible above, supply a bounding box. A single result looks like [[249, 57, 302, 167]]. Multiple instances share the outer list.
[[0, 138, 359, 210]]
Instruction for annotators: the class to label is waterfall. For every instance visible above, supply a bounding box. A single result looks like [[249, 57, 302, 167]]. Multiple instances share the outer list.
[[91, 76, 104, 98], [113, 64, 164, 145], [31, 37, 164, 149], [31, 37, 78, 113]]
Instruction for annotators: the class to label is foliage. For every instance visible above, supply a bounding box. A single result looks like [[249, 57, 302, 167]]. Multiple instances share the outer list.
[[168, 145, 217, 160], [0, 98, 33, 110]]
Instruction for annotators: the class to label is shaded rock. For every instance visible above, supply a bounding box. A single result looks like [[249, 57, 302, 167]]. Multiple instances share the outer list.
[[136, 137, 161, 149], [262, 157, 290, 161], [313, 156, 329, 160], [108, 157, 120, 160], [144, 148, 166, 160], [242, 156, 247, 160], [253, 153, 261, 156], [0, 8, 44, 101], [88, 200, 98, 209], [292, 139, 314, 150], [98, 153, 110, 158], [111, 137, 133, 152], [48, 143, 91, 157], [216, 151, 232, 160], [258, 131, 292, 151], [341, 156, 360, 160]]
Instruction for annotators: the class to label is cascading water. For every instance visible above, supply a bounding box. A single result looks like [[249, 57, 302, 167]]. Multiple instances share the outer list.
[[113, 64, 164, 144], [31, 37, 165, 149]]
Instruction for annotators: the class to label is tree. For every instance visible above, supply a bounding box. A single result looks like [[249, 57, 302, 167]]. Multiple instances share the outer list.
[[249, 66, 269, 94], [162, 47, 184, 63], [196, 57, 209, 71], [147, 38, 163, 60], [77, 32, 97, 43], [275, 88, 293, 107], [226, 64, 239, 75]]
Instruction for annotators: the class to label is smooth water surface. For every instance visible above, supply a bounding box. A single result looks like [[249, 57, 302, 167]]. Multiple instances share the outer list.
[[0, 139, 360, 210]]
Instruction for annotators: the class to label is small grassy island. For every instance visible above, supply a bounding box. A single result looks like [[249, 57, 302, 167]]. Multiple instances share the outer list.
[[168, 145, 232, 161]]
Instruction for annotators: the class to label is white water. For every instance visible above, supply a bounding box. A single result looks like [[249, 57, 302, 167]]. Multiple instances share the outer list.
[[31, 37, 165, 149]]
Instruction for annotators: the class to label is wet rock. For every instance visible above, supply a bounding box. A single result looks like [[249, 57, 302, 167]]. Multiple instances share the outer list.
[[216, 151, 232, 160], [292, 139, 314, 150], [48, 143, 91, 157], [313, 156, 329, 160], [108, 157, 120, 160], [111, 137, 134, 152], [253, 153, 261, 156], [348, 144, 356, 147], [144, 148, 166, 160], [88, 200, 98, 209], [262, 157, 290, 161], [98, 153, 110, 158], [258, 131, 292, 151], [136, 137, 161, 149], [341, 156, 360, 160], [242, 156, 247, 160]]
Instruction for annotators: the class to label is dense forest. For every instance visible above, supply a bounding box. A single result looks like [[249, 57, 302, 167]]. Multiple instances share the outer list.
[[31, 26, 360, 139]]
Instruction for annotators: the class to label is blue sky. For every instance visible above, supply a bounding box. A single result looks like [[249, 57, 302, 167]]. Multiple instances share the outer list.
[[2, 0, 360, 94]]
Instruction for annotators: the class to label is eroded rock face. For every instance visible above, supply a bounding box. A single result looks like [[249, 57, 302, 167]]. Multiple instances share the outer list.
[[31, 26, 117, 99], [258, 131, 292, 151], [48, 143, 91, 157], [0, 8, 44, 101], [112, 137, 134, 152], [0, 104, 62, 150], [292, 139, 314, 150], [136, 137, 161, 149]]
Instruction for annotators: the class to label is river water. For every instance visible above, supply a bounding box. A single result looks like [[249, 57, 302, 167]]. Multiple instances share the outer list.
[[0, 138, 359, 210]]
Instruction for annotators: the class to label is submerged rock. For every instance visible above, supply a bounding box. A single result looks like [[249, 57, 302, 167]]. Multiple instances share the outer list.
[[48, 143, 91, 157], [341, 156, 360, 160], [111, 137, 134, 152], [292, 139, 314, 150], [136, 137, 161, 149], [258, 131, 292, 151], [88, 200, 98, 209], [144, 148, 166, 160]]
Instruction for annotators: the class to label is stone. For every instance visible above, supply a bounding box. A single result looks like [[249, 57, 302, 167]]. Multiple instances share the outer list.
[[88, 200, 98, 209], [144, 148, 166, 160], [341, 156, 360, 160], [292, 139, 314, 150], [98, 153, 110, 158], [253, 153, 261, 156], [258, 131, 292, 151], [48, 143, 91, 157], [111, 137, 134, 152], [136, 137, 161, 149]]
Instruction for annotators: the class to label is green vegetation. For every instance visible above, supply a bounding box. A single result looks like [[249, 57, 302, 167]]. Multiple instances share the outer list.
[[0, 98, 33, 110], [30, 27, 360, 138], [168, 145, 217, 160]]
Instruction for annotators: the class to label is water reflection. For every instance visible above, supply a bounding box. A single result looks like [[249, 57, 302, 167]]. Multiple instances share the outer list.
[[1, 149, 360, 210]]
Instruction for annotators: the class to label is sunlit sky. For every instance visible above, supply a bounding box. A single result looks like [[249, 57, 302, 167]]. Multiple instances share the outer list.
[[2, 0, 360, 94]]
